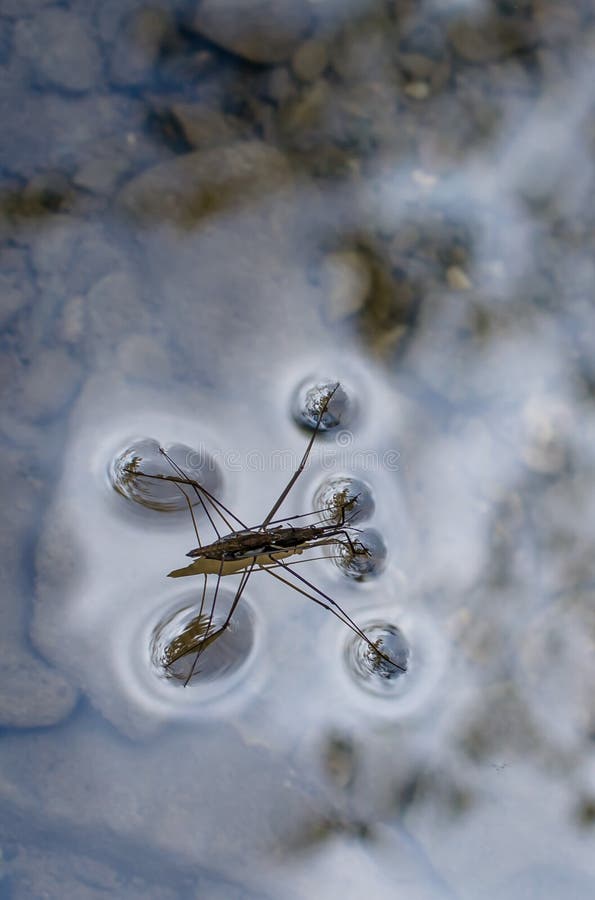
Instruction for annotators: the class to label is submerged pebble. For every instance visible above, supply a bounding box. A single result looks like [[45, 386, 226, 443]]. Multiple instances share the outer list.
[[192, 0, 312, 65]]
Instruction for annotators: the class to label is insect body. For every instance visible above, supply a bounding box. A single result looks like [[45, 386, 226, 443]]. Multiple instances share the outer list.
[[132, 384, 406, 682], [169, 518, 361, 577]]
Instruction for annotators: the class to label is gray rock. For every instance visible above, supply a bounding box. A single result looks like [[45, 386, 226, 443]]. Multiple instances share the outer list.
[[449, 17, 532, 63], [291, 39, 329, 82], [73, 153, 131, 195], [116, 334, 172, 383], [109, 8, 170, 87], [0, 247, 32, 326], [192, 0, 312, 64], [0, 655, 77, 729], [170, 104, 248, 149], [0, 463, 79, 729], [9, 846, 182, 900], [14, 8, 103, 92], [0, 85, 143, 174], [86, 269, 151, 352], [118, 141, 294, 226], [17, 348, 82, 423], [322, 250, 371, 322], [0, 0, 54, 15]]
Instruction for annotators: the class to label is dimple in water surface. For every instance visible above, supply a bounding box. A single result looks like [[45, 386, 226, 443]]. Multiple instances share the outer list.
[[117, 380, 409, 690]]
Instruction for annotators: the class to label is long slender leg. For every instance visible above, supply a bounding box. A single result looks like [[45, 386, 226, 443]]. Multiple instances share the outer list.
[[265, 557, 406, 671], [218, 559, 256, 631], [135, 468, 248, 533], [261, 383, 340, 528], [183, 558, 225, 685], [160, 449, 245, 536], [180, 559, 257, 685]]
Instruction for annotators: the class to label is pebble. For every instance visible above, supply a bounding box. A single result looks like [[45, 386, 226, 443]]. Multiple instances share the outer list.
[[109, 8, 169, 86], [1, 88, 142, 175], [449, 18, 530, 63], [17, 348, 82, 423], [9, 846, 181, 900], [265, 66, 297, 105], [446, 265, 473, 291], [86, 269, 150, 349], [73, 153, 130, 195], [322, 250, 371, 322], [192, 0, 312, 64], [118, 141, 293, 226], [0, 656, 78, 728], [0, 248, 32, 327], [291, 39, 328, 82], [14, 9, 102, 92], [170, 104, 247, 149], [116, 334, 172, 382], [404, 80, 430, 101], [0, 0, 54, 15], [57, 295, 85, 345]]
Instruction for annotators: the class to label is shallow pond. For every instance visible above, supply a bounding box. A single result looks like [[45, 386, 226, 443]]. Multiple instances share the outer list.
[[1, 1, 595, 898]]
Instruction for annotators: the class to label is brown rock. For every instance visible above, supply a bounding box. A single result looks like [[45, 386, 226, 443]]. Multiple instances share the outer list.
[[192, 0, 312, 64], [291, 39, 328, 82], [449, 18, 533, 63]]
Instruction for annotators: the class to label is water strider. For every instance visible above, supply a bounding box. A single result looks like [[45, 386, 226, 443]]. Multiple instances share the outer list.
[[129, 384, 406, 684]]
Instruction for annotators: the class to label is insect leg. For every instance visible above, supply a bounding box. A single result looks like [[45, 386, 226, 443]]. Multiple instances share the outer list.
[[264, 557, 406, 671], [260, 383, 340, 528], [160, 449, 246, 536], [183, 558, 225, 685]]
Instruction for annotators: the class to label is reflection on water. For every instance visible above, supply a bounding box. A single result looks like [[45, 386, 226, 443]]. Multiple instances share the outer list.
[[1, 0, 595, 897]]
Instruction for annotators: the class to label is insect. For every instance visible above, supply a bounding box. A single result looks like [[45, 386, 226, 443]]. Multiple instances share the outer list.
[[130, 385, 406, 684]]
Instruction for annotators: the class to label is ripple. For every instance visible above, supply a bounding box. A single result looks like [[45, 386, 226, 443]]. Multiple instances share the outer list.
[[313, 475, 375, 525], [336, 603, 448, 719], [150, 591, 254, 687], [113, 586, 262, 721], [292, 377, 354, 431], [334, 527, 387, 579], [109, 438, 222, 513], [346, 622, 410, 691]]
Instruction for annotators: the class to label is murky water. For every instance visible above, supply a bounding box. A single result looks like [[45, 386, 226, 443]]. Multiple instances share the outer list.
[[2, 1, 595, 898]]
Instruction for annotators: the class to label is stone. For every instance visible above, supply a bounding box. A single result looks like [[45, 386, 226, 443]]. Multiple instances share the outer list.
[[17, 348, 82, 423], [14, 9, 103, 92], [192, 0, 312, 64], [0, 655, 78, 729], [117, 141, 293, 227], [0, 84, 143, 175], [291, 39, 328, 82], [446, 265, 472, 291], [86, 269, 150, 350], [0, 247, 32, 326], [109, 8, 170, 86], [449, 18, 531, 63], [403, 81, 430, 101], [170, 104, 247, 149], [73, 153, 131, 195], [116, 335, 172, 382], [322, 250, 371, 322], [0, 0, 54, 15]]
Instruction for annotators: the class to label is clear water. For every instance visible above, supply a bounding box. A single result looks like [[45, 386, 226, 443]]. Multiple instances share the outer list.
[[2, 1, 595, 898]]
